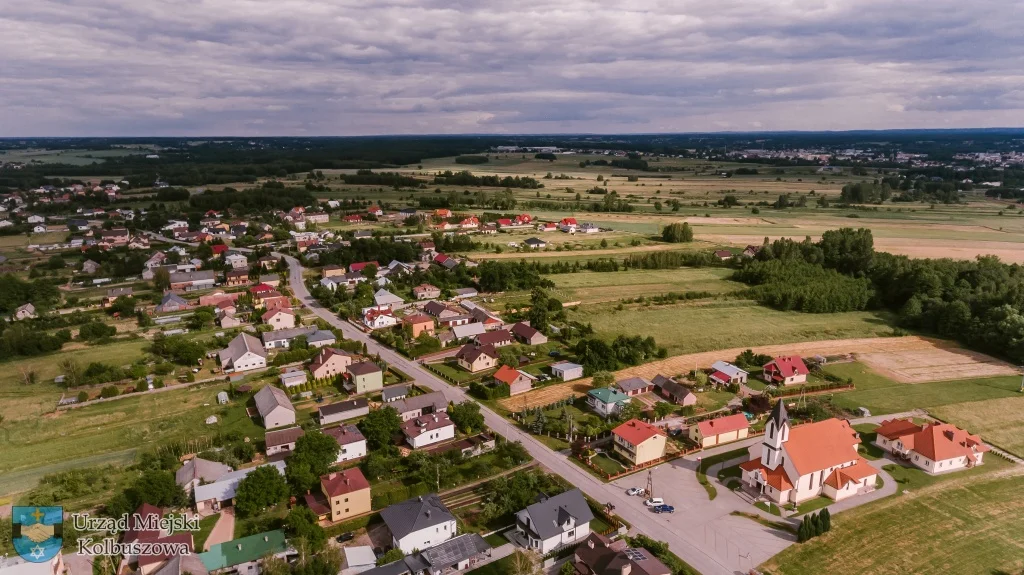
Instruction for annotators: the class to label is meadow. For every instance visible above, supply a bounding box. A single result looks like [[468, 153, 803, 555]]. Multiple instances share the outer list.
[[931, 395, 1024, 457]]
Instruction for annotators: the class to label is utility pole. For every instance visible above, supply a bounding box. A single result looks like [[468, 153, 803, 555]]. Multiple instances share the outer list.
[[645, 469, 654, 499]]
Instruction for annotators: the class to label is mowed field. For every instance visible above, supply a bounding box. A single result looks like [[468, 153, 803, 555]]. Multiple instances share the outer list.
[[760, 469, 1024, 575], [931, 396, 1024, 458]]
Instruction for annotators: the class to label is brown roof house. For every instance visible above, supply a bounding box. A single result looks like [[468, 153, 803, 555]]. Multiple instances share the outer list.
[[455, 344, 498, 373], [345, 361, 383, 394], [309, 347, 353, 381], [265, 426, 305, 457], [571, 533, 671, 575], [511, 322, 548, 345], [401, 412, 456, 449]]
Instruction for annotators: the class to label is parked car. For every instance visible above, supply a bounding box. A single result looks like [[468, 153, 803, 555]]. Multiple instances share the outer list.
[[652, 505, 675, 514], [644, 497, 664, 507], [336, 532, 354, 543], [626, 487, 644, 496]]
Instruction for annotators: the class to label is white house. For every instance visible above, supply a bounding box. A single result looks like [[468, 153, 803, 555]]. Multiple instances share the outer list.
[[380, 494, 457, 554], [709, 361, 749, 385], [550, 362, 584, 382], [363, 309, 398, 329], [324, 424, 367, 463], [224, 253, 249, 270], [514, 489, 593, 554], [254, 385, 296, 429], [401, 413, 456, 449], [262, 308, 296, 331], [193, 461, 287, 513], [873, 419, 988, 474], [586, 388, 629, 418], [218, 333, 267, 372]]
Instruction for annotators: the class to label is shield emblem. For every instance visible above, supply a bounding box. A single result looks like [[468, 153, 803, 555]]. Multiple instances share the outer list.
[[12, 506, 63, 563]]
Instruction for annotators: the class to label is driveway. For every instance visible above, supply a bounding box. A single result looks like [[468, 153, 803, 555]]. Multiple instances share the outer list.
[[204, 508, 235, 551]]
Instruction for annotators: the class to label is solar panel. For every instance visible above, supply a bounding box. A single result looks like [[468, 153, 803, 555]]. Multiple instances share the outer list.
[[624, 548, 648, 562]]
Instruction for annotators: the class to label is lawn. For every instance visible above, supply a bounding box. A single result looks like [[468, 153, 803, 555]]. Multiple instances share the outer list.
[[851, 424, 885, 460], [760, 469, 1024, 575], [697, 448, 748, 500], [428, 361, 489, 384], [590, 452, 627, 475], [930, 394, 1024, 458], [793, 496, 832, 516], [568, 299, 894, 357], [550, 268, 744, 305], [465, 555, 514, 575], [193, 514, 220, 551]]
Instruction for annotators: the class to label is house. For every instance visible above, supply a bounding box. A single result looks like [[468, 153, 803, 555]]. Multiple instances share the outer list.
[[416, 534, 492, 575], [223, 270, 248, 287], [401, 412, 456, 449], [511, 322, 548, 345], [260, 308, 295, 331], [253, 385, 295, 429], [538, 222, 558, 232], [742, 245, 761, 257], [279, 368, 308, 388], [318, 398, 370, 425], [873, 418, 988, 474], [346, 361, 384, 394], [224, 253, 248, 270], [579, 223, 600, 233], [451, 322, 486, 340], [413, 283, 441, 300], [475, 329, 513, 348], [218, 333, 267, 373], [382, 385, 409, 403], [689, 413, 750, 447], [452, 287, 477, 299], [367, 206, 384, 217], [319, 468, 372, 523], [403, 314, 436, 338], [422, 300, 451, 318], [612, 419, 667, 467], [82, 259, 101, 274], [342, 547, 377, 574], [13, 303, 36, 320], [587, 388, 630, 418], [524, 237, 547, 249], [155, 292, 190, 313], [551, 361, 584, 382], [175, 457, 232, 493], [261, 326, 316, 349], [169, 270, 216, 292], [258, 274, 280, 287], [713, 250, 733, 261], [740, 403, 878, 504], [265, 426, 305, 457], [455, 344, 498, 372], [349, 261, 379, 274], [374, 288, 405, 308], [193, 461, 287, 513], [306, 329, 336, 348], [651, 374, 696, 406], [493, 365, 536, 396], [380, 494, 457, 554], [323, 424, 367, 463], [558, 218, 579, 233], [514, 489, 593, 554], [709, 361, 749, 386], [342, 214, 363, 223], [389, 391, 448, 422], [309, 347, 353, 380], [762, 356, 809, 386], [197, 529, 290, 574], [104, 287, 133, 308], [571, 533, 671, 575], [615, 377, 653, 397], [364, 308, 398, 329]]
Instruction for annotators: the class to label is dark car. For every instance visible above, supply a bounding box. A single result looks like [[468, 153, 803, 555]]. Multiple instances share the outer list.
[[335, 532, 354, 543], [652, 505, 675, 514]]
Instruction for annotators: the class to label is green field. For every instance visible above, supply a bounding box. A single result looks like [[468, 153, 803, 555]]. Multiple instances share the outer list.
[[761, 468, 1024, 575], [931, 395, 1024, 458], [825, 362, 1023, 416], [568, 299, 894, 357]]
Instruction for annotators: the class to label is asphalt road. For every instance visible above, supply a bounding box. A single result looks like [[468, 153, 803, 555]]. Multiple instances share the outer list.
[[284, 255, 758, 575]]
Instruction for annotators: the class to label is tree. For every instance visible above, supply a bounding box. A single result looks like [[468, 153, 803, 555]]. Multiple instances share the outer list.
[[820, 508, 831, 532], [286, 430, 340, 493], [448, 401, 485, 434], [499, 347, 520, 368], [359, 406, 401, 449], [234, 465, 288, 517], [653, 402, 675, 420], [58, 358, 83, 387], [376, 548, 405, 566], [591, 371, 614, 388], [619, 400, 644, 422], [361, 263, 378, 279], [152, 268, 171, 291], [285, 507, 327, 552], [560, 561, 577, 575], [661, 223, 693, 243]]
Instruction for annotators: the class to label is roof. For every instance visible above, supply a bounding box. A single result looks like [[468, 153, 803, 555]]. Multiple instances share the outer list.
[[517, 488, 594, 540], [254, 385, 294, 417], [321, 467, 371, 497], [323, 423, 366, 446], [873, 418, 924, 440], [695, 413, 749, 437], [306, 329, 336, 343], [198, 530, 288, 571], [423, 301, 449, 315], [452, 323, 487, 339], [613, 419, 666, 445], [261, 307, 293, 321], [616, 377, 652, 393], [402, 412, 455, 438], [261, 326, 316, 343], [319, 398, 369, 416], [403, 314, 434, 325], [382, 385, 410, 401], [524, 237, 546, 245], [710, 361, 748, 379], [476, 329, 513, 346], [158, 292, 189, 308], [193, 461, 286, 504], [511, 322, 541, 340], [455, 343, 498, 363], [374, 288, 405, 306], [574, 534, 671, 575], [764, 356, 809, 378], [347, 361, 382, 376], [265, 426, 305, 449], [784, 418, 860, 476], [175, 457, 232, 487], [380, 494, 455, 541], [494, 365, 525, 385], [421, 533, 491, 571], [343, 546, 378, 569], [390, 391, 448, 415], [551, 361, 583, 372], [910, 423, 989, 463], [587, 387, 629, 404], [823, 459, 877, 489], [651, 375, 693, 400], [767, 400, 789, 430], [739, 459, 794, 491], [220, 333, 267, 365]]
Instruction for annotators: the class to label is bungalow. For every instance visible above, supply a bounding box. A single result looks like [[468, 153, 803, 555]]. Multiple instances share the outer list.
[[651, 374, 696, 406], [873, 418, 988, 474], [709, 361, 749, 386], [475, 329, 513, 348], [612, 419, 668, 467], [349, 261, 379, 274], [318, 398, 370, 425], [615, 377, 653, 397], [309, 347, 353, 380], [254, 385, 294, 429], [261, 308, 296, 331], [550, 361, 584, 382], [342, 214, 363, 223], [763, 356, 809, 386], [493, 365, 536, 396], [345, 361, 384, 394], [323, 424, 367, 463], [455, 344, 499, 372], [402, 412, 456, 449], [382, 385, 409, 403], [193, 461, 287, 513], [265, 426, 304, 457], [524, 237, 547, 249], [514, 489, 593, 554], [261, 326, 316, 349], [197, 529, 290, 574], [453, 287, 478, 299], [175, 457, 232, 494], [103, 287, 133, 308], [586, 388, 629, 418], [217, 333, 267, 373], [441, 314, 473, 328], [579, 223, 600, 233], [689, 413, 750, 447], [374, 288, 405, 308], [511, 322, 547, 345], [155, 292, 190, 313], [413, 283, 441, 300], [403, 314, 435, 338], [537, 222, 558, 232], [389, 391, 448, 422], [713, 250, 733, 261]]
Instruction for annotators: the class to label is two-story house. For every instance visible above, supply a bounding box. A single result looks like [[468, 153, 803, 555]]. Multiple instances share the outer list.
[[514, 489, 593, 554]]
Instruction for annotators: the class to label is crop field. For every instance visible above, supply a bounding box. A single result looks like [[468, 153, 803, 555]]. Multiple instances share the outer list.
[[856, 343, 1018, 383], [0, 148, 145, 166], [931, 395, 1024, 457], [760, 469, 1024, 575]]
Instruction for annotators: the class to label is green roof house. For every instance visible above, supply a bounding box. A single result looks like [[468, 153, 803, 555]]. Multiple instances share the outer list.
[[587, 388, 630, 418], [198, 530, 290, 573]]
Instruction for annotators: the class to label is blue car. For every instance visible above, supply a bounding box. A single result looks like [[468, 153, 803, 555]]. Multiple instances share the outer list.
[[652, 505, 675, 514]]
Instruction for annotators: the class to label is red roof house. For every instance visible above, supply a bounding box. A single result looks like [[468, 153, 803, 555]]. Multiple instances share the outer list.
[[762, 356, 810, 386]]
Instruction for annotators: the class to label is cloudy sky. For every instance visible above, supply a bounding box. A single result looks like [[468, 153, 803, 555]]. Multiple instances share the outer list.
[[2, 0, 1022, 136]]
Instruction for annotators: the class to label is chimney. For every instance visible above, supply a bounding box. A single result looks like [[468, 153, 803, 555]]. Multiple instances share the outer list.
[[237, 544, 243, 550], [620, 564, 631, 575], [587, 539, 595, 550], [425, 509, 431, 518], [264, 536, 269, 542]]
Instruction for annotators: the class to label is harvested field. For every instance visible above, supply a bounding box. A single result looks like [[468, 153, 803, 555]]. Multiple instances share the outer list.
[[702, 233, 1024, 263], [857, 345, 1017, 383], [472, 242, 714, 260], [498, 381, 594, 411], [931, 396, 1024, 458]]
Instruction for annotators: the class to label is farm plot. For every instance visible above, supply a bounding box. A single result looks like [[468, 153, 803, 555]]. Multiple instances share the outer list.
[[855, 344, 1017, 383], [931, 396, 1024, 458]]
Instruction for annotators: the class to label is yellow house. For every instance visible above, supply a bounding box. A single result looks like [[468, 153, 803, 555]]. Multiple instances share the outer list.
[[689, 413, 750, 448], [612, 419, 668, 466], [320, 468, 371, 523], [454, 344, 498, 373]]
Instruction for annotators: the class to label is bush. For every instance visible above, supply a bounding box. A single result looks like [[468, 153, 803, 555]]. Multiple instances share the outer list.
[[99, 386, 119, 399], [76, 391, 89, 403]]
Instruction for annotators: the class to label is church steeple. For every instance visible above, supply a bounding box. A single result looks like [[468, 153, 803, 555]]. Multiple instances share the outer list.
[[761, 400, 790, 469]]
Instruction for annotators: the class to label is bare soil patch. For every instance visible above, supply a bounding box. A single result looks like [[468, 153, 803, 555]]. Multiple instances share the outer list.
[[857, 344, 1017, 383]]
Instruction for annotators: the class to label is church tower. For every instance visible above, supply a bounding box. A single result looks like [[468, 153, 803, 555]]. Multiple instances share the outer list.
[[761, 400, 790, 469]]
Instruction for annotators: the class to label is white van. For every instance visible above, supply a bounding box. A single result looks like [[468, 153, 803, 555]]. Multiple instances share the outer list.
[[644, 497, 664, 507]]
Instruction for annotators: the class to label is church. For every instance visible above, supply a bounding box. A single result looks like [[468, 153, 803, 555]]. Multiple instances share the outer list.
[[739, 402, 878, 504]]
